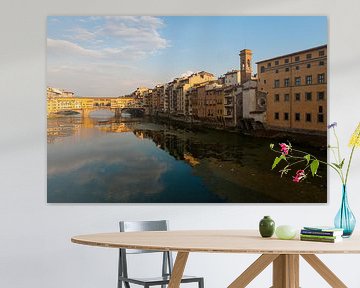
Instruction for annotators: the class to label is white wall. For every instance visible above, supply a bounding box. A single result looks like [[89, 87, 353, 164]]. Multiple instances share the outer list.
[[1, 1, 360, 287]]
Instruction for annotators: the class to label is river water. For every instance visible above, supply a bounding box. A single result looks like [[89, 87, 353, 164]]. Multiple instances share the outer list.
[[47, 113, 327, 203]]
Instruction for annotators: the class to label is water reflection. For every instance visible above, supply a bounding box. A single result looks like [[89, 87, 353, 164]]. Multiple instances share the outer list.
[[47, 116, 327, 203]]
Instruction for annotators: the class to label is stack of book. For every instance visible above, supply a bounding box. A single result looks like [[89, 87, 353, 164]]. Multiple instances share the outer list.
[[300, 226, 344, 243]]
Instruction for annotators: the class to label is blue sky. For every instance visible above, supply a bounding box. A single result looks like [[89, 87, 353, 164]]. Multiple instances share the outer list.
[[47, 16, 327, 96]]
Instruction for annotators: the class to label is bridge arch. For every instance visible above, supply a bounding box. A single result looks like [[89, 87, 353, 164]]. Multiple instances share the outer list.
[[119, 107, 145, 117]]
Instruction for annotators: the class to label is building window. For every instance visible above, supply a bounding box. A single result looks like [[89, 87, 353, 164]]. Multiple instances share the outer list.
[[295, 56, 300, 62], [284, 94, 290, 101], [307, 63, 311, 68], [285, 58, 289, 64], [319, 105, 323, 113], [317, 91, 325, 101], [318, 73, 325, 84], [305, 92, 312, 101], [306, 53, 312, 59], [306, 113, 312, 122], [295, 113, 301, 121], [296, 66, 300, 70], [274, 80, 280, 88], [295, 77, 301, 86], [284, 78, 290, 87], [275, 94, 280, 102], [295, 93, 301, 101], [306, 75, 312, 85], [267, 63, 271, 67], [318, 114, 324, 123], [319, 61, 325, 66], [264, 79, 267, 84], [276, 69, 279, 73], [261, 66, 265, 73], [284, 112, 289, 121], [285, 67, 289, 72], [319, 50, 325, 56], [275, 60, 279, 65], [275, 112, 279, 120]]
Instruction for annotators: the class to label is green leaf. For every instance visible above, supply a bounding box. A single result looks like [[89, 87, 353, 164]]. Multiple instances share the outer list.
[[270, 143, 274, 149], [310, 160, 319, 176], [304, 154, 311, 164], [332, 160, 345, 169], [271, 154, 287, 170], [332, 163, 340, 169], [339, 159, 345, 169], [271, 156, 281, 170]]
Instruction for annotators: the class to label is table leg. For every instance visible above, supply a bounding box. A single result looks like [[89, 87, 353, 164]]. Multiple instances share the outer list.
[[228, 254, 279, 288], [168, 251, 189, 288], [301, 254, 347, 288], [272, 254, 299, 288]]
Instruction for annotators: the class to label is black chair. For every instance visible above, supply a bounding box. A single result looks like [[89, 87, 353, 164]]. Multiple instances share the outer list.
[[118, 220, 204, 288]]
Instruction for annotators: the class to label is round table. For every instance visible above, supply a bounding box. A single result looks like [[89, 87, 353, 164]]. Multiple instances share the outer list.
[[72, 230, 360, 288]]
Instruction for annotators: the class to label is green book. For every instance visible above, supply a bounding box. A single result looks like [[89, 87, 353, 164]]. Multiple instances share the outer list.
[[300, 236, 342, 243], [300, 234, 339, 240], [303, 226, 344, 233]]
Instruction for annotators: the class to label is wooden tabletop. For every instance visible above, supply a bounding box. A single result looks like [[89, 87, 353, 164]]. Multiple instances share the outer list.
[[71, 230, 360, 254]]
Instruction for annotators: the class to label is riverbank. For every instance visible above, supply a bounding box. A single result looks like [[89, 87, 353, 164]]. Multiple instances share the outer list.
[[148, 113, 327, 149]]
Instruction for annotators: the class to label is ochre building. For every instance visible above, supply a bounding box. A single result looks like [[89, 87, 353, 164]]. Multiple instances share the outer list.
[[257, 45, 327, 133]]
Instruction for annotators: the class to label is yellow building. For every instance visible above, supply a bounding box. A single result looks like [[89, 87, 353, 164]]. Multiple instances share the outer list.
[[190, 81, 224, 122], [166, 71, 215, 116], [47, 97, 82, 115], [193, 84, 206, 119], [257, 45, 327, 133], [151, 84, 165, 113], [110, 97, 138, 108]]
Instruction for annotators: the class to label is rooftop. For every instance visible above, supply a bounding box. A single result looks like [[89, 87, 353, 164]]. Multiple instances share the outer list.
[[256, 44, 327, 64]]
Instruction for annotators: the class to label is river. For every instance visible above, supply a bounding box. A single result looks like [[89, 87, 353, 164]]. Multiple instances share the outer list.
[[47, 113, 327, 203]]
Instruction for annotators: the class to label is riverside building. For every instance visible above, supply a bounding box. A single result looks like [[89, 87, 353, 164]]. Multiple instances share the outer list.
[[257, 45, 327, 133]]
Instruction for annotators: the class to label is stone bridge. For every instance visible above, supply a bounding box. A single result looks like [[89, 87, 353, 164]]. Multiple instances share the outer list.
[[82, 107, 145, 117]]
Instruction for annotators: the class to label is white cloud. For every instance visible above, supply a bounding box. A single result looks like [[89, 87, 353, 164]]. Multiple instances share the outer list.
[[49, 16, 169, 61], [47, 38, 102, 58], [47, 16, 170, 95], [70, 27, 96, 41], [180, 71, 195, 78], [47, 62, 155, 96]]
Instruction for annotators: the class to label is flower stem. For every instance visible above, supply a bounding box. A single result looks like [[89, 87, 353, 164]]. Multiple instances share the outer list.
[[277, 147, 345, 183], [333, 127, 342, 166]]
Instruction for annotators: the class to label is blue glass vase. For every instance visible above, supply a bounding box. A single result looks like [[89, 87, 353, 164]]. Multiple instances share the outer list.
[[334, 185, 356, 237]]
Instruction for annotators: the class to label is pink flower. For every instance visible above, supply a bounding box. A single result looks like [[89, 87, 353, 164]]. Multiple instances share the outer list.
[[293, 170, 306, 183], [279, 143, 289, 155]]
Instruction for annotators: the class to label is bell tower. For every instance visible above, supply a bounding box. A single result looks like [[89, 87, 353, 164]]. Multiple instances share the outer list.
[[239, 49, 252, 84]]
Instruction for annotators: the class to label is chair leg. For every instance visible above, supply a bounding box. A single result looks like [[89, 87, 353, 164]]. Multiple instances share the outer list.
[[199, 278, 204, 288]]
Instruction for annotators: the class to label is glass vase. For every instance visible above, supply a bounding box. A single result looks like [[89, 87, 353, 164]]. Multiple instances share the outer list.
[[334, 185, 356, 237]]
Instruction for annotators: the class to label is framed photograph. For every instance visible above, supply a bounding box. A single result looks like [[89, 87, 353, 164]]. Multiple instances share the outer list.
[[47, 16, 327, 203]]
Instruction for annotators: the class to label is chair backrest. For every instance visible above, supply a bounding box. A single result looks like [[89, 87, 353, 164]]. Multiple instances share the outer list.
[[119, 220, 169, 254], [118, 220, 173, 282]]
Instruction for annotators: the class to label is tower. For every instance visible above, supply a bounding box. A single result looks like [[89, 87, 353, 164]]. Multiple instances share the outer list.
[[239, 49, 252, 84]]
